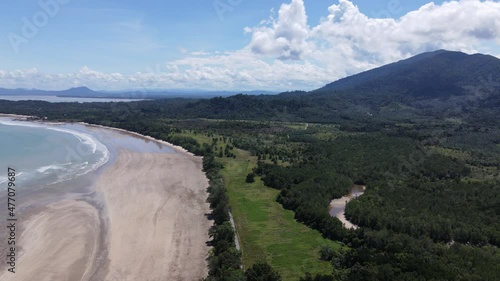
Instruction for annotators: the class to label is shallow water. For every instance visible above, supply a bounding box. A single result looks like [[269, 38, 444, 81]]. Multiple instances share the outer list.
[[0, 118, 109, 190], [0, 118, 174, 192], [329, 185, 366, 229]]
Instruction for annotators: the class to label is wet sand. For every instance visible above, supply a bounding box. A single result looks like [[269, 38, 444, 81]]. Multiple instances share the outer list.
[[0, 121, 211, 281], [1, 200, 101, 281], [96, 151, 211, 281], [329, 185, 365, 229]]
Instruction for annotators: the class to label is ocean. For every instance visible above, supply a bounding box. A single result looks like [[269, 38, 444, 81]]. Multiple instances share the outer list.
[[0, 117, 175, 191], [0, 118, 109, 190]]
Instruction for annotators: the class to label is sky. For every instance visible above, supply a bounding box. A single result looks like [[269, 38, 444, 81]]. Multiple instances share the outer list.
[[0, 0, 499, 92]]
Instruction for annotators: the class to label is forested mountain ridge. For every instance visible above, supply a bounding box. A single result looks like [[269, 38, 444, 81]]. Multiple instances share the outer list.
[[168, 50, 500, 123], [317, 50, 500, 98], [301, 50, 500, 121]]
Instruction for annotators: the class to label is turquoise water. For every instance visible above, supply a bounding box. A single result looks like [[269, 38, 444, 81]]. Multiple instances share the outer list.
[[0, 118, 176, 191], [0, 118, 109, 189]]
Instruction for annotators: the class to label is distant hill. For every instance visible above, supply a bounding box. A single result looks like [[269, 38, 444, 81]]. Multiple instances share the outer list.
[[0, 86, 278, 99], [59, 86, 97, 96], [0, 88, 53, 96], [0, 86, 106, 97]]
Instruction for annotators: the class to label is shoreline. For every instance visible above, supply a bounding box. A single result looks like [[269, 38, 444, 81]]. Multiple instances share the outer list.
[[0, 113, 33, 119], [0, 114, 212, 281], [0, 113, 31, 117], [0, 114, 199, 190], [0, 113, 195, 157], [79, 122, 196, 157]]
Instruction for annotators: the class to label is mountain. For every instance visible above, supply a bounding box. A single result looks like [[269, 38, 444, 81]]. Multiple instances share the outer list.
[[0, 88, 52, 96], [316, 50, 500, 99], [181, 50, 500, 123], [58, 86, 98, 96], [0, 86, 103, 97]]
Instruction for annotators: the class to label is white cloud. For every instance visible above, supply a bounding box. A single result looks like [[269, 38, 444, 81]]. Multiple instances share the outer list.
[[308, 0, 500, 69], [246, 0, 310, 60], [190, 51, 211, 56], [243, 27, 252, 34], [0, 53, 332, 91], [1, 0, 500, 91], [243, 0, 500, 84]]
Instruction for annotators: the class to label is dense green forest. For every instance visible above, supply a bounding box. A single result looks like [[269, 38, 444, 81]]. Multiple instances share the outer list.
[[1, 50, 499, 280]]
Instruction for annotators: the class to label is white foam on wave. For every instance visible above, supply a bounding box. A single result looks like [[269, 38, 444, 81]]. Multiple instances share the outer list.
[[0, 119, 110, 185], [46, 127, 98, 154], [0, 119, 98, 154], [36, 162, 72, 174]]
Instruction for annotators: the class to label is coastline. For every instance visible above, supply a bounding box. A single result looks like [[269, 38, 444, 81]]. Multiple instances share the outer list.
[[0, 114, 212, 281], [0, 113, 194, 156], [79, 122, 196, 157]]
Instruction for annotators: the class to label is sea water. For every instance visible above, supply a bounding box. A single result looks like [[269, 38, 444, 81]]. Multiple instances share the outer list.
[[0, 118, 109, 190]]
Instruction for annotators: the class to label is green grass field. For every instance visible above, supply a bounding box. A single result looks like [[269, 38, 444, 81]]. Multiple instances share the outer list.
[[219, 150, 341, 280], [178, 132, 341, 280]]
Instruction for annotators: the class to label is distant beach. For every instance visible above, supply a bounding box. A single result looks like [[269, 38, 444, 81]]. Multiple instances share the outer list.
[[0, 116, 211, 281]]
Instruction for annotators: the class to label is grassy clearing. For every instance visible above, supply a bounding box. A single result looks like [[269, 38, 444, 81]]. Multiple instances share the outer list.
[[427, 146, 471, 160], [178, 132, 341, 280], [219, 149, 340, 280]]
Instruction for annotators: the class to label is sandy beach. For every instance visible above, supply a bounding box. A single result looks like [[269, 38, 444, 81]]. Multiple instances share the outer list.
[[0, 200, 102, 281], [96, 151, 211, 281], [0, 121, 212, 281]]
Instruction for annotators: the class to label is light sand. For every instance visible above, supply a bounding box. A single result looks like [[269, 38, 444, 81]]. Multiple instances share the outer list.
[[96, 151, 211, 281], [0, 123, 211, 281], [0, 114, 31, 119], [0, 200, 101, 281], [79, 122, 196, 156]]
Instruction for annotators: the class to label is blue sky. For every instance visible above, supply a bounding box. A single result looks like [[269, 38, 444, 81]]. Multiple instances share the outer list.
[[1, 0, 499, 91]]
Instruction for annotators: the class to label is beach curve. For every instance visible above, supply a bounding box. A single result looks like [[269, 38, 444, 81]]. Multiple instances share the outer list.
[[0, 117, 212, 281]]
